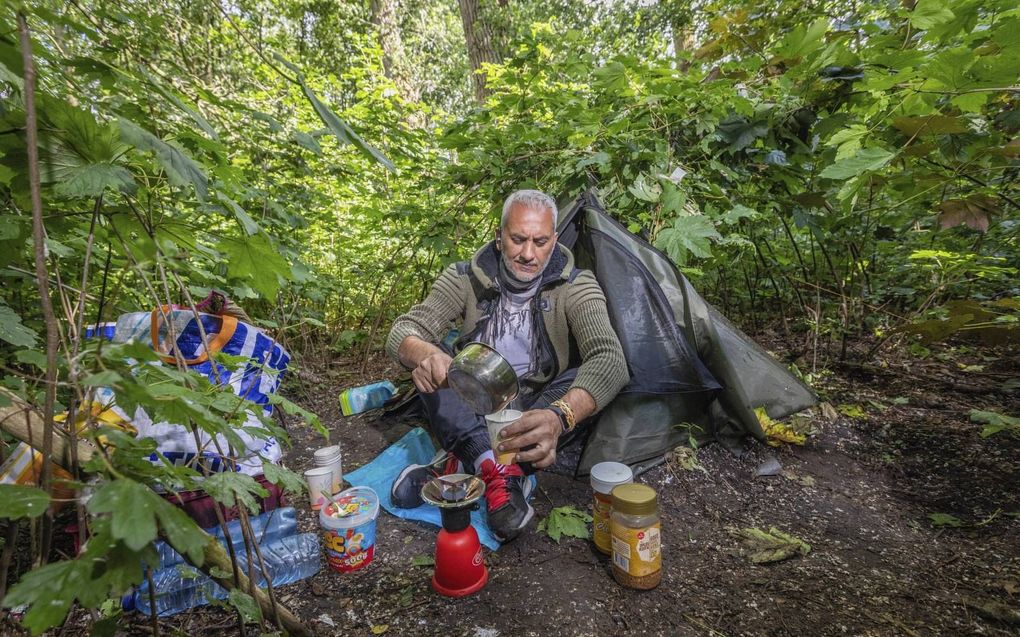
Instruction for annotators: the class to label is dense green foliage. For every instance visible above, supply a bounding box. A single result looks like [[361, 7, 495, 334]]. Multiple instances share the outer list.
[[0, 0, 1016, 633]]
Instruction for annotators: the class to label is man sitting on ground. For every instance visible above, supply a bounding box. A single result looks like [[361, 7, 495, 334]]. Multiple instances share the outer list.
[[385, 189, 629, 541]]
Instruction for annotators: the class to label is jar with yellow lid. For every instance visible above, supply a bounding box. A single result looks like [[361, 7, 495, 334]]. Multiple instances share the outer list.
[[609, 483, 661, 590]]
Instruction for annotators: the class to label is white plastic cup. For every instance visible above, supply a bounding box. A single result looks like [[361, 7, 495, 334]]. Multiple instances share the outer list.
[[485, 409, 522, 465], [313, 445, 343, 494], [304, 466, 334, 510]]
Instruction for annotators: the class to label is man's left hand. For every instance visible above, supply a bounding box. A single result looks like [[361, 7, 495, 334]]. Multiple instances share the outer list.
[[497, 409, 561, 469]]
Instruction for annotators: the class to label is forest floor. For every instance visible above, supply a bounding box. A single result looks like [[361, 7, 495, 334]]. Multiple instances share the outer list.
[[6, 335, 1019, 637]]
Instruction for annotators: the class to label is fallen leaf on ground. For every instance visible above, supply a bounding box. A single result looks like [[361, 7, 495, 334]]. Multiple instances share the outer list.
[[780, 469, 815, 487], [928, 512, 963, 527], [963, 598, 1020, 625], [316, 613, 336, 627], [730, 526, 811, 563], [838, 403, 867, 419], [667, 445, 707, 474], [371, 624, 390, 635], [756, 408, 807, 446], [538, 506, 591, 543], [820, 402, 839, 422]]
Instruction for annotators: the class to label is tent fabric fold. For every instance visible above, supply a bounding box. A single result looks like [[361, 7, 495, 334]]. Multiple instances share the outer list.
[[556, 192, 818, 474]]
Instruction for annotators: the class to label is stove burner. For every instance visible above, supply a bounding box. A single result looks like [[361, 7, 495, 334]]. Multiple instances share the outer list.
[[421, 474, 485, 509]]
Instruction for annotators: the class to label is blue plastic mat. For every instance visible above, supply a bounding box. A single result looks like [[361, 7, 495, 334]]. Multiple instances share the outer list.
[[345, 427, 533, 551]]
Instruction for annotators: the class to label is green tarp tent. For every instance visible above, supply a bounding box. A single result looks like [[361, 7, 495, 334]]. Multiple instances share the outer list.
[[556, 192, 818, 475]]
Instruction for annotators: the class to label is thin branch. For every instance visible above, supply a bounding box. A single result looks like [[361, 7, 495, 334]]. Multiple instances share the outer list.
[[18, 11, 59, 566]]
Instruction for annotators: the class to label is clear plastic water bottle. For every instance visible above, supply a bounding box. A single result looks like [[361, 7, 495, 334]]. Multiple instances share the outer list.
[[150, 507, 298, 569], [135, 532, 321, 616], [338, 380, 396, 416]]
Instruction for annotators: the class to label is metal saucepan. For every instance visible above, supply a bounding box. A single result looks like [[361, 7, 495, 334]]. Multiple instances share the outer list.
[[447, 342, 519, 415]]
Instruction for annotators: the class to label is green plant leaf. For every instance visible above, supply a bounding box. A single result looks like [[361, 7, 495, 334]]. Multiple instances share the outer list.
[[261, 461, 307, 497], [819, 147, 894, 179], [227, 589, 262, 625], [153, 496, 207, 566], [86, 480, 160, 551], [654, 215, 722, 265], [202, 472, 269, 513], [52, 162, 135, 198], [716, 116, 769, 152], [0, 303, 37, 347], [837, 404, 866, 419], [537, 506, 591, 543], [970, 409, 1020, 438], [217, 195, 260, 235], [928, 512, 963, 527], [138, 68, 219, 140], [410, 555, 435, 567], [910, 0, 955, 30], [218, 235, 291, 299], [292, 130, 323, 155], [2, 559, 85, 634], [720, 204, 757, 225], [118, 117, 209, 200], [273, 54, 395, 171], [775, 18, 829, 61], [627, 173, 660, 202], [0, 484, 51, 519]]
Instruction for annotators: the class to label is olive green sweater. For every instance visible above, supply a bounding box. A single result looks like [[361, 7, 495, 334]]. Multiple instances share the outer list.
[[386, 242, 629, 411]]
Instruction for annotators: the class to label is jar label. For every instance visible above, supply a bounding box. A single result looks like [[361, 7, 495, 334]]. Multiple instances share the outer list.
[[323, 520, 376, 573], [611, 522, 661, 577]]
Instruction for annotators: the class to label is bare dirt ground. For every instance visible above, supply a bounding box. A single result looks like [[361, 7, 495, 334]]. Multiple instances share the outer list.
[[4, 336, 1018, 636]]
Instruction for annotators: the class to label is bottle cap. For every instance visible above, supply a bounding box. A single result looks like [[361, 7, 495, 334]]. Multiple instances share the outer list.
[[610, 483, 657, 516], [590, 462, 633, 494]]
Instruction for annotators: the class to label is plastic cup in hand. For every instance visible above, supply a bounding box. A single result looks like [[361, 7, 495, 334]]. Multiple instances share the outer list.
[[304, 466, 333, 510], [485, 409, 522, 465]]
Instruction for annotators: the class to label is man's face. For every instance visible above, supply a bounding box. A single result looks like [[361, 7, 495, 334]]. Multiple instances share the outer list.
[[498, 203, 557, 283]]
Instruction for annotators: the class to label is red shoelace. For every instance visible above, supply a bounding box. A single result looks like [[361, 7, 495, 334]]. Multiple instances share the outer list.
[[480, 460, 523, 511]]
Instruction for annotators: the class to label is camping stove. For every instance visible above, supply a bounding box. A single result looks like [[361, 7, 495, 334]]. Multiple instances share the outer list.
[[421, 473, 488, 597]]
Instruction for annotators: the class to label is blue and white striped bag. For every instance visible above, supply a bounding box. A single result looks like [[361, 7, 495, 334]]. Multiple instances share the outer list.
[[104, 308, 290, 475]]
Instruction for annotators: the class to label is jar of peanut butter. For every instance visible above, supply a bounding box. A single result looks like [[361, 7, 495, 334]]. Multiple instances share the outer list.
[[610, 483, 661, 590]]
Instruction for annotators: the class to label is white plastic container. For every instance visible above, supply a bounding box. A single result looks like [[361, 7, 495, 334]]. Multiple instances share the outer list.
[[313, 445, 343, 494], [590, 461, 633, 555]]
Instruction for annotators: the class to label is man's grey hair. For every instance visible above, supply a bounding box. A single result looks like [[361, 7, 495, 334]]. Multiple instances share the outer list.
[[500, 189, 558, 229]]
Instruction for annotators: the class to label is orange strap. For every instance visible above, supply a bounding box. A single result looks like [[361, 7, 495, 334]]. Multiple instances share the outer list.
[[150, 306, 238, 366]]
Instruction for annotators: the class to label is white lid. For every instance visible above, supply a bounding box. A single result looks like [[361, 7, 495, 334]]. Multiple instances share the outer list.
[[313, 445, 341, 462], [590, 461, 633, 494]]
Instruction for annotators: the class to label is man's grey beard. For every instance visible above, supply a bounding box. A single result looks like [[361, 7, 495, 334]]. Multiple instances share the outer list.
[[501, 251, 544, 284]]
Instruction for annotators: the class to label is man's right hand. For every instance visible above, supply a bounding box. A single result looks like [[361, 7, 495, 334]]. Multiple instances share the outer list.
[[411, 351, 453, 393]]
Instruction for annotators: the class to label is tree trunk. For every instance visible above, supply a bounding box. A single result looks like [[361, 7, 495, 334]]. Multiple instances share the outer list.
[[369, 0, 420, 102], [665, 0, 697, 70], [457, 0, 504, 103]]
